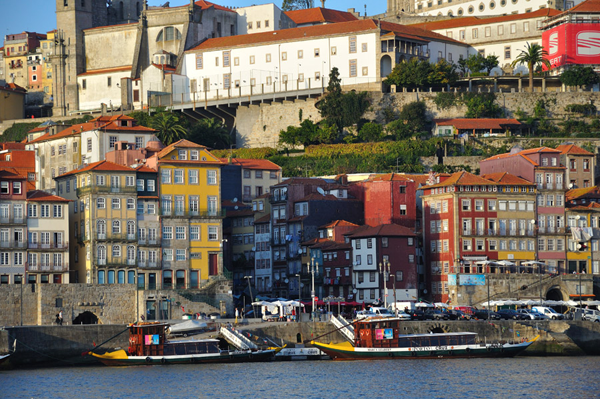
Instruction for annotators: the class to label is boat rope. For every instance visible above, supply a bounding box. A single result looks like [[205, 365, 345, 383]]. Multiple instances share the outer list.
[[304, 318, 360, 344], [86, 325, 131, 355]]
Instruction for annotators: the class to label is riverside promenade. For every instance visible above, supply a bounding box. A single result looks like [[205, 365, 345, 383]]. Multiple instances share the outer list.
[[2, 319, 600, 368]]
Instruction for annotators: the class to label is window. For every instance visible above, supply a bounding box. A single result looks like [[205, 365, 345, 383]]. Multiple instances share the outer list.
[[523, 21, 529, 32], [314, 48, 320, 57], [298, 50, 303, 59], [147, 180, 155, 192], [189, 169, 198, 184], [266, 53, 271, 63], [349, 37, 357, 53], [112, 220, 121, 234], [127, 198, 135, 210], [505, 46, 511, 59], [176, 249, 186, 261], [196, 54, 203, 69], [331, 46, 337, 55], [190, 226, 200, 240], [176, 226, 186, 240], [223, 51, 230, 67], [207, 170, 217, 185], [107, 77, 112, 87], [163, 226, 173, 240], [510, 23, 516, 34], [111, 198, 120, 209], [97, 198, 106, 209], [137, 179, 144, 191], [174, 169, 184, 184], [462, 199, 470, 211], [349, 59, 357, 77], [208, 226, 219, 241]]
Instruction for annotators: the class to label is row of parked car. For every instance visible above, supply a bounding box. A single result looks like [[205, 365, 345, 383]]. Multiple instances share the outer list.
[[358, 306, 569, 321]]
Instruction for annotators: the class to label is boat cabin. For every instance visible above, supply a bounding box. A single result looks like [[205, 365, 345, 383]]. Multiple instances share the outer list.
[[128, 323, 168, 356], [354, 318, 477, 348]]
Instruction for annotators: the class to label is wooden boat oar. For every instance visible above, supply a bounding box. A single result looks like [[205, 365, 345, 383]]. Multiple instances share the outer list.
[[82, 325, 131, 357]]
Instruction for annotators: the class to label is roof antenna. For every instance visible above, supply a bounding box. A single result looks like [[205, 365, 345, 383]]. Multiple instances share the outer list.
[[364, 4, 367, 17]]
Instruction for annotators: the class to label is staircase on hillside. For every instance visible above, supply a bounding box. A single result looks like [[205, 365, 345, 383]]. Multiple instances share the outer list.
[[220, 326, 258, 350]]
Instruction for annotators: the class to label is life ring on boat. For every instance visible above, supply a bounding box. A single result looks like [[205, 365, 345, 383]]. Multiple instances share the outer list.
[[160, 358, 167, 364], [145, 357, 152, 363]]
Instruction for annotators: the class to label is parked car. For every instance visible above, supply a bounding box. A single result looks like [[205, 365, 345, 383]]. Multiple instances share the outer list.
[[531, 306, 564, 320], [444, 309, 471, 320], [395, 311, 412, 321], [582, 309, 600, 322], [425, 309, 450, 320], [496, 309, 529, 320], [472, 310, 501, 320], [406, 309, 427, 321], [516, 309, 541, 320], [356, 307, 395, 320], [529, 310, 550, 320]]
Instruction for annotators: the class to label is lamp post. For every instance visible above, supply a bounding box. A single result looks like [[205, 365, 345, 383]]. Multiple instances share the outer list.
[[579, 271, 582, 308], [295, 273, 301, 323], [337, 296, 344, 316], [244, 275, 254, 318], [379, 260, 390, 308], [390, 274, 398, 317], [307, 258, 319, 321]]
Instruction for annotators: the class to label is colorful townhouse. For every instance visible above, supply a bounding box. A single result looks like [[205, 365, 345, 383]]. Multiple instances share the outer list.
[[227, 206, 255, 295], [556, 143, 595, 189], [0, 170, 28, 284], [134, 165, 162, 290], [565, 186, 600, 274], [480, 147, 567, 273], [26, 190, 71, 284], [347, 224, 418, 304], [220, 158, 282, 202], [422, 171, 536, 303], [0, 143, 36, 191], [252, 193, 273, 296], [55, 161, 139, 285], [146, 139, 225, 287]]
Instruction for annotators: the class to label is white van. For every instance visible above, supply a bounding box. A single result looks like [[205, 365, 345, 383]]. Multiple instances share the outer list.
[[531, 306, 564, 320], [389, 302, 416, 313]]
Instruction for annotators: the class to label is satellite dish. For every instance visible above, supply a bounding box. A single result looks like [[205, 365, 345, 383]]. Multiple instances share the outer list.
[[251, 247, 256, 251], [284, 279, 289, 283], [298, 249, 303, 254], [352, 289, 358, 294], [568, 184, 574, 189], [234, 206, 238, 210], [317, 187, 325, 195], [233, 197, 238, 203]]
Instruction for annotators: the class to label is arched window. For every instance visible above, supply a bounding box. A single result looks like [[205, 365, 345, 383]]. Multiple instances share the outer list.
[[128, 270, 136, 284], [156, 26, 182, 42], [98, 270, 105, 284], [97, 220, 106, 235], [127, 220, 136, 236], [112, 220, 120, 233], [118, 270, 125, 284], [97, 245, 106, 265], [127, 246, 136, 262], [108, 270, 115, 284], [120, 1, 124, 20]]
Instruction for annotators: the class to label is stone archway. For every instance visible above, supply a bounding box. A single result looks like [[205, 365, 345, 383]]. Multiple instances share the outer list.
[[380, 55, 393, 79], [73, 311, 100, 325], [546, 287, 565, 301]]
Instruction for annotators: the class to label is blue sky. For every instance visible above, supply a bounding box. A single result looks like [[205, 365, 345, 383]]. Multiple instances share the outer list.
[[2, 0, 384, 39]]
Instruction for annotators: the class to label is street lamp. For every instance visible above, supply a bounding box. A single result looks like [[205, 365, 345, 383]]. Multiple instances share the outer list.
[[389, 274, 398, 317], [379, 260, 390, 308], [244, 275, 255, 318], [307, 258, 319, 321]]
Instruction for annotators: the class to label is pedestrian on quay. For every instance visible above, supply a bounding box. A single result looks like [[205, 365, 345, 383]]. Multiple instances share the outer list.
[[58, 310, 63, 326], [235, 307, 239, 323]]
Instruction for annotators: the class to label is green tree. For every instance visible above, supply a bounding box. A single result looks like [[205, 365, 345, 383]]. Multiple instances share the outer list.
[[278, 119, 320, 147], [150, 111, 188, 145], [317, 67, 370, 133], [465, 53, 485, 75], [429, 59, 459, 85], [482, 55, 500, 75], [464, 93, 501, 118], [315, 122, 338, 144], [384, 58, 433, 88], [129, 110, 153, 128], [281, 0, 313, 11], [511, 42, 551, 92], [386, 101, 428, 139], [560, 65, 600, 87], [188, 118, 231, 149], [358, 122, 384, 142], [457, 57, 469, 76]]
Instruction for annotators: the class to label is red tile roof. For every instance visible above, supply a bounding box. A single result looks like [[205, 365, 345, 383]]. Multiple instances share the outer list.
[[189, 18, 465, 52], [220, 158, 281, 171], [0, 169, 25, 180], [156, 139, 208, 159], [254, 214, 271, 224], [409, 8, 561, 30], [56, 160, 135, 178], [296, 193, 341, 202], [134, 165, 157, 173], [348, 223, 416, 238], [434, 118, 522, 130], [426, 171, 496, 188], [566, 186, 600, 201], [556, 144, 594, 156], [3, 83, 26, 93], [27, 190, 71, 202], [284, 7, 358, 25], [78, 65, 132, 77], [481, 172, 535, 185], [193, 0, 236, 13], [320, 220, 359, 228], [26, 121, 95, 144], [567, 0, 600, 13], [481, 147, 561, 165], [366, 173, 417, 182]]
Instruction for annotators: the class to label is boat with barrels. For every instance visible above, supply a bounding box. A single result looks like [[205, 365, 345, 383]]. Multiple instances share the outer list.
[[312, 316, 538, 360], [90, 322, 279, 366]]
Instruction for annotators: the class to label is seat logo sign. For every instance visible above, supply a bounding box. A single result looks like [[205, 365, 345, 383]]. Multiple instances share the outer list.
[[577, 31, 600, 56], [549, 32, 559, 55]]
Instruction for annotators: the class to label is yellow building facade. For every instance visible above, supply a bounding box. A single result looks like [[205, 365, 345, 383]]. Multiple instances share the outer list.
[[152, 139, 224, 287]]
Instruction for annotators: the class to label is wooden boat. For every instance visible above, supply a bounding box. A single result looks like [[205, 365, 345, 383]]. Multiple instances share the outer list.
[[0, 354, 10, 365], [312, 317, 539, 360], [90, 322, 279, 366]]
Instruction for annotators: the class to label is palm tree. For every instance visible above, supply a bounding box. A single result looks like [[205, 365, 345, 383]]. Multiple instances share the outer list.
[[511, 42, 551, 93], [150, 111, 187, 145], [188, 118, 231, 149]]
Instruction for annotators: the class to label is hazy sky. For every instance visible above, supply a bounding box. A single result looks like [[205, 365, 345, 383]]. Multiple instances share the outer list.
[[1, 0, 384, 39]]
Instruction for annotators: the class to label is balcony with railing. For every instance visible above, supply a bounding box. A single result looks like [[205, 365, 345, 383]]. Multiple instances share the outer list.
[[159, 209, 226, 218], [138, 239, 160, 247], [0, 240, 28, 248], [96, 232, 137, 241], [137, 261, 160, 269], [0, 216, 26, 225], [27, 262, 69, 272], [28, 241, 69, 250], [94, 258, 137, 267], [76, 185, 137, 196]]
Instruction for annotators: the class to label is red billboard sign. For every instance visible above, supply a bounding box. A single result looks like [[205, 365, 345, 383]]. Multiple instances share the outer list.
[[542, 23, 600, 70]]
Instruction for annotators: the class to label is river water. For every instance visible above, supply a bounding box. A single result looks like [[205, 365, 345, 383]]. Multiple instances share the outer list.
[[2, 357, 599, 398]]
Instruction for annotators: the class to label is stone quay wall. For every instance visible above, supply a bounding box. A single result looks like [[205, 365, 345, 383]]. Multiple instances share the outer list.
[[0, 280, 233, 327]]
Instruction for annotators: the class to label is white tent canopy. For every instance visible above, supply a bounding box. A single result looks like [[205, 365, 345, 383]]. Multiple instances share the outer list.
[[478, 299, 593, 307]]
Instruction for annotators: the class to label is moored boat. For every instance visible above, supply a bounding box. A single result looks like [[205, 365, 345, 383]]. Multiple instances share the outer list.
[[312, 317, 538, 360], [0, 354, 10, 365], [90, 322, 279, 366]]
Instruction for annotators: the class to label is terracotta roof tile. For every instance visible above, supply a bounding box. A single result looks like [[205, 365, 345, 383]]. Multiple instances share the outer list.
[[481, 172, 535, 185], [156, 139, 210, 159], [427, 171, 496, 188], [434, 118, 522, 130], [220, 158, 281, 171], [0, 169, 26, 180], [566, 0, 600, 13], [56, 160, 135, 178], [348, 223, 416, 238], [78, 65, 132, 76], [135, 165, 157, 173], [27, 190, 71, 202], [284, 7, 358, 25], [556, 144, 594, 156], [319, 220, 359, 228], [409, 8, 561, 31], [254, 214, 271, 224], [566, 186, 600, 201]]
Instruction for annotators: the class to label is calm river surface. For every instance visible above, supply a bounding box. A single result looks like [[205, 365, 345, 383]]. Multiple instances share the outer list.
[[2, 357, 599, 399]]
